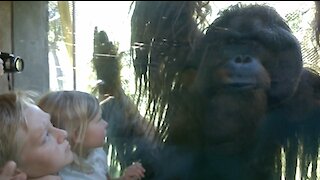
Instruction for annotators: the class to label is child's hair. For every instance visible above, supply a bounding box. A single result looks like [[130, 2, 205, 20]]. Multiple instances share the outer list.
[[38, 90, 101, 171], [0, 91, 36, 167]]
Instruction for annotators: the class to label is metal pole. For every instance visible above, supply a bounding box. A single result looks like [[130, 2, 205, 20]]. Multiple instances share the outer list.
[[72, 1, 76, 90]]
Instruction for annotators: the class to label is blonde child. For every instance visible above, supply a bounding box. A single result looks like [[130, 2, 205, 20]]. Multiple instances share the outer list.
[[0, 91, 74, 179], [0, 60, 65, 180], [38, 90, 145, 180]]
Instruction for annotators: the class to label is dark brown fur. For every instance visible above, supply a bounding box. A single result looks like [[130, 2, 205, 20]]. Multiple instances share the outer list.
[[129, 2, 320, 180]]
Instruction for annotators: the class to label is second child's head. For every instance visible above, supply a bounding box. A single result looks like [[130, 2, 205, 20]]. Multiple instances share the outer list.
[[38, 90, 108, 158]]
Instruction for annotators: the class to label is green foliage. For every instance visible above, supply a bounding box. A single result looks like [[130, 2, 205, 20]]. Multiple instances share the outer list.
[[48, 1, 64, 49]]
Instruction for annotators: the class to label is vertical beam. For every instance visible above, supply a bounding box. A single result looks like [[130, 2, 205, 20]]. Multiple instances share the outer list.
[[12, 1, 49, 95], [0, 1, 12, 93]]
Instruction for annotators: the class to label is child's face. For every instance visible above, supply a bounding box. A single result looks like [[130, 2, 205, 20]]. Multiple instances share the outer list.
[[82, 111, 108, 149], [17, 104, 73, 178]]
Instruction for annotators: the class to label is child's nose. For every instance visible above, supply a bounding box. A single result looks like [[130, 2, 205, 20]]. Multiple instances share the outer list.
[[54, 127, 68, 144]]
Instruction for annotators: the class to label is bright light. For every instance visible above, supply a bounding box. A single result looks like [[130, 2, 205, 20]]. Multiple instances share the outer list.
[[74, 1, 133, 92]]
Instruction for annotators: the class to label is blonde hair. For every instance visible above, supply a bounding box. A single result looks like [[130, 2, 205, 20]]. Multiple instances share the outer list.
[[38, 90, 100, 171], [0, 91, 35, 167]]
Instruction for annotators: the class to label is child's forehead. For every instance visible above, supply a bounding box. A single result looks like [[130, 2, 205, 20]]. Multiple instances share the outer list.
[[17, 104, 50, 145], [23, 104, 50, 128], [89, 109, 102, 121], [15, 110, 51, 158]]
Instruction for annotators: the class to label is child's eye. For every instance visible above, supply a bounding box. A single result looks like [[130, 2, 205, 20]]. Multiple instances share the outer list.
[[42, 131, 50, 144]]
